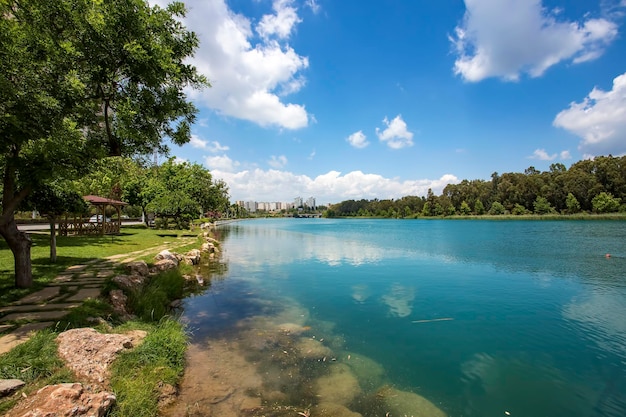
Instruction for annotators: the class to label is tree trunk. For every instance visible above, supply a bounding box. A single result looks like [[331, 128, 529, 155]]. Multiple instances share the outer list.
[[0, 218, 33, 288], [49, 216, 57, 263]]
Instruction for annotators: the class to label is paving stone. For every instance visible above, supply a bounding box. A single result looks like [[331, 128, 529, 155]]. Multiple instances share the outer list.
[[0, 324, 14, 334], [14, 287, 61, 305], [78, 272, 95, 279], [0, 303, 79, 313], [0, 310, 69, 323], [95, 270, 115, 278], [0, 322, 55, 355], [65, 288, 102, 302], [74, 279, 107, 285], [66, 264, 88, 272], [53, 275, 75, 283], [83, 284, 104, 289]]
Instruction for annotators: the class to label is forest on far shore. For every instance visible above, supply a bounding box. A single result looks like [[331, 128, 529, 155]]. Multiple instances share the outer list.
[[325, 155, 626, 218]]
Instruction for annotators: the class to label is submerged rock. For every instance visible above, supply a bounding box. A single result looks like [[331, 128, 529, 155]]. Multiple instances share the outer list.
[[315, 364, 361, 406], [343, 353, 386, 390], [296, 337, 333, 360], [313, 402, 363, 417], [367, 385, 447, 417]]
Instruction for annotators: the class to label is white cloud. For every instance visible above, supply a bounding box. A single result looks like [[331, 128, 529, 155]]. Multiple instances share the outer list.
[[560, 150, 572, 160], [376, 115, 414, 149], [530, 148, 557, 161], [207, 141, 230, 153], [183, 0, 309, 129], [257, 0, 301, 40], [210, 168, 458, 203], [305, 0, 320, 14], [205, 154, 240, 172], [268, 154, 288, 168], [347, 130, 369, 149], [553, 72, 626, 155], [450, 0, 618, 82], [189, 134, 208, 149], [308, 149, 316, 160], [189, 135, 230, 153]]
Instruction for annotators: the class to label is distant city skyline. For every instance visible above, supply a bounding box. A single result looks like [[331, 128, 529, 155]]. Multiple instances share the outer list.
[[236, 196, 317, 212]]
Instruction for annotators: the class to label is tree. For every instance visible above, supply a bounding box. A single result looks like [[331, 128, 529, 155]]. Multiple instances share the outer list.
[[565, 193, 581, 214], [592, 192, 621, 213], [474, 200, 485, 215], [533, 196, 554, 215], [23, 185, 88, 262], [1, 0, 206, 287], [489, 201, 505, 215], [459, 201, 471, 215]]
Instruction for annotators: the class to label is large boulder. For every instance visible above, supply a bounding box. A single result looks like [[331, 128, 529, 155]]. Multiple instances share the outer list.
[[367, 386, 447, 417], [314, 364, 361, 406], [111, 274, 148, 291], [184, 249, 201, 265], [124, 260, 149, 277], [0, 379, 25, 397], [154, 258, 178, 271], [154, 250, 180, 264], [109, 289, 134, 321], [5, 383, 115, 417], [56, 328, 146, 384]]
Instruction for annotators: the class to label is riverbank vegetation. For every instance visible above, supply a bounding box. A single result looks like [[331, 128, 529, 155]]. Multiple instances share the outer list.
[[325, 156, 626, 218]]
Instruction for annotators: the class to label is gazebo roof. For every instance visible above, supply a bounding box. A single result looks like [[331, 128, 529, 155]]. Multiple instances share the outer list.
[[83, 195, 128, 206]]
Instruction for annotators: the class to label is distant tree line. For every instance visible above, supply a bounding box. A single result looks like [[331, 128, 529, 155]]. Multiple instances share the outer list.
[[325, 156, 626, 218]]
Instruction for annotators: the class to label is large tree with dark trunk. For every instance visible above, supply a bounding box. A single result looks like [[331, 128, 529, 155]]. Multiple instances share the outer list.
[[0, 0, 206, 287]]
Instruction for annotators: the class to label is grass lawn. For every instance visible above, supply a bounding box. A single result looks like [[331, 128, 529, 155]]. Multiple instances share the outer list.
[[0, 225, 202, 306]]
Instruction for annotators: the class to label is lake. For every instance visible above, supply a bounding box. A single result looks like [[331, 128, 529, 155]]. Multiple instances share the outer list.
[[177, 218, 626, 417]]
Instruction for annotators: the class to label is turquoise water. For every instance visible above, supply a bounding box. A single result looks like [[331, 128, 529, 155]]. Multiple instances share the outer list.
[[182, 218, 626, 417]]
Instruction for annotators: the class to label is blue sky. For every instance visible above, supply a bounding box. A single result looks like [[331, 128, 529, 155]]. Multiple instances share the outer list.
[[162, 0, 626, 204]]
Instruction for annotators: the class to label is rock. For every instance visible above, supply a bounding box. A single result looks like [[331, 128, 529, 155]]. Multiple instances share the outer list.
[[277, 322, 308, 335], [369, 385, 447, 417], [343, 353, 385, 390], [154, 258, 178, 271], [170, 299, 182, 308], [109, 289, 134, 321], [56, 328, 146, 384], [185, 249, 202, 265], [5, 383, 115, 417], [124, 260, 149, 277], [313, 402, 363, 417], [315, 364, 361, 406], [154, 250, 180, 265], [112, 274, 147, 291], [295, 337, 333, 360], [157, 382, 178, 409], [0, 379, 25, 397], [201, 242, 215, 253], [239, 396, 262, 412]]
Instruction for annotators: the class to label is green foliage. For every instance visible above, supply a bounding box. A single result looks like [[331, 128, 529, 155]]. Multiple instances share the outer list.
[[489, 201, 505, 215], [459, 201, 471, 215], [566, 193, 581, 214], [592, 192, 621, 213], [512, 204, 529, 215], [127, 269, 185, 322], [474, 200, 485, 215], [533, 196, 554, 215], [109, 319, 187, 417], [0, 330, 64, 383]]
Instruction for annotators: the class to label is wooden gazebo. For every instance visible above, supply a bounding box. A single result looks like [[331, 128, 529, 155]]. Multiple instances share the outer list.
[[59, 195, 128, 236]]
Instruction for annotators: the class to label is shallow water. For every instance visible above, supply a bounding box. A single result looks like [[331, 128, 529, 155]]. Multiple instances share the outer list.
[[178, 218, 626, 417]]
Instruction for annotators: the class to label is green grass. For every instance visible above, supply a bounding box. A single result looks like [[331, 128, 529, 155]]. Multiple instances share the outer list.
[[0, 226, 200, 305], [109, 319, 187, 417], [127, 269, 186, 322], [0, 330, 74, 414]]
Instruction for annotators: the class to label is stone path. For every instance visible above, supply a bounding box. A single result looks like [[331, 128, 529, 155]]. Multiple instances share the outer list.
[[0, 239, 195, 355]]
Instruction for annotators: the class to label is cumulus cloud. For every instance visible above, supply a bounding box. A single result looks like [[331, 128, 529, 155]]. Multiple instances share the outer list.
[[205, 154, 240, 172], [376, 115, 414, 149], [553, 72, 626, 155], [181, 0, 309, 129], [189, 135, 230, 153], [209, 167, 457, 203], [450, 0, 619, 82], [347, 130, 369, 149], [268, 154, 288, 168], [529, 149, 557, 161]]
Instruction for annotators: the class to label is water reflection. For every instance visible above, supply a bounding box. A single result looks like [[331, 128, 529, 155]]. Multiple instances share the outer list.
[[381, 284, 416, 317]]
